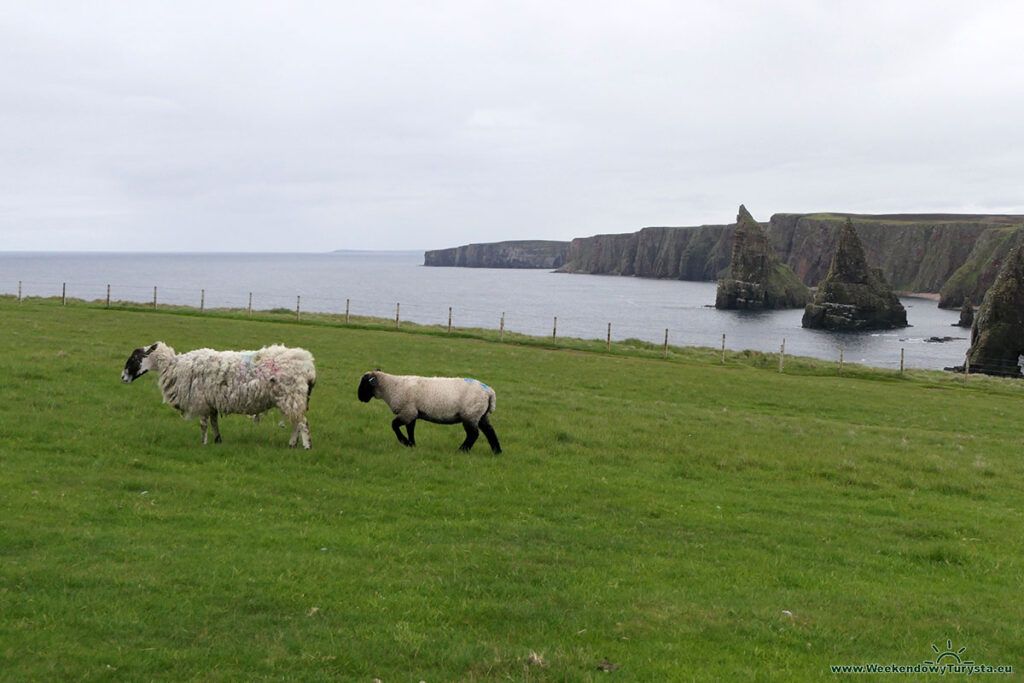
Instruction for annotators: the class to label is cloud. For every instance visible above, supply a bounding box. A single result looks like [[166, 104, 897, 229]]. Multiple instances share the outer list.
[[2, 1, 1024, 251]]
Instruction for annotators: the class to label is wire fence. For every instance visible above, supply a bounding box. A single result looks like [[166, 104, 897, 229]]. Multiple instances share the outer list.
[[3, 275, 1004, 380]]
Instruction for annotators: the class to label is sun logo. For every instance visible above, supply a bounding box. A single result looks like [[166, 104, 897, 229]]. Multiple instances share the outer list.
[[924, 639, 974, 666]]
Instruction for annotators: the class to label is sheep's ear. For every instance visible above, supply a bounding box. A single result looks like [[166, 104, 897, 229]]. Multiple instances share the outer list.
[[146, 343, 159, 354], [368, 374, 378, 386]]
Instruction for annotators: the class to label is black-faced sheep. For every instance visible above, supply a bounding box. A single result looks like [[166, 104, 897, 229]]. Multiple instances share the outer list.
[[121, 342, 316, 448], [357, 370, 501, 454]]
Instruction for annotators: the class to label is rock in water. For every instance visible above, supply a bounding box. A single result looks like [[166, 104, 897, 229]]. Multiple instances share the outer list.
[[715, 205, 810, 309], [966, 245, 1024, 376], [957, 298, 974, 328], [802, 218, 908, 330]]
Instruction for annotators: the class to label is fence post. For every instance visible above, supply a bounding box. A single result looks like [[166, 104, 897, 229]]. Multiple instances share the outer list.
[[839, 343, 845, 375], [152, 286, 157, 310], [18, 281, 22, 304], [106, 284, 110, 308], [499, 313, 505, 342], [964, 354, 970, 387], [396, 302, 400, 329], [200, 289, 205, 313], [607, 323, 611, 352], [663, 328, 669, 359], [900, 348, 905, 376], [248, 292, 253, 318], [779, 339, 785, 373], [296, 296, 301, 322], [721, 334, 726, 364], [62, 282, 66, 307], [552, 316, 557, 343], [448, 307, 452, 333], [345, 298, 350, 324]]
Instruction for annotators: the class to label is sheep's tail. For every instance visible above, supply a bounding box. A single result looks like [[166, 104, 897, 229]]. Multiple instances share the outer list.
[[487, 387, 496, 415]]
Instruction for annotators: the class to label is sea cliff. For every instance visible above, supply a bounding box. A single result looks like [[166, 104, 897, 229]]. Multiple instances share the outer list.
[[555, 213, 1024, 307], [424, 240, 568, 269]]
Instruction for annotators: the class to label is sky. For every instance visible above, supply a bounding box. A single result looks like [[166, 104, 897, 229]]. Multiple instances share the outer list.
[[3, 1, 1024, 252]]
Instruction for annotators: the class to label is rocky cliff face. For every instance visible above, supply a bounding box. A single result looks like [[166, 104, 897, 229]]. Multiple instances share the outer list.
[[802, 219, 908, 331], [557, 224, 733, 279], [554, 213, 1024, 305], [966, 245, 1024, 376], [424, 240, 569, 268], [715, 205, 809, 309]]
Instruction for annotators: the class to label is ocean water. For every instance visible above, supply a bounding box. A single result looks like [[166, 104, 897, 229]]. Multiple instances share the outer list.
[[0, 250, 970, 370]]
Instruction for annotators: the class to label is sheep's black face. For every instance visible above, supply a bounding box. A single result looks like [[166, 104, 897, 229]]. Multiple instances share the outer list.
[[121, 344, 156, 383], [357, 373, 377, 402]]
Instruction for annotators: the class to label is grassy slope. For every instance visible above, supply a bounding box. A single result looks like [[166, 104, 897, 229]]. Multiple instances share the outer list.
[[1, 299, 1022, 681]]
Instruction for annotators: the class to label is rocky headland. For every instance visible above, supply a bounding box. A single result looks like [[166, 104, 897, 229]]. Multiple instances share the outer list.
[[423, 240, 568, 269], [965, 245, 1024, 376]]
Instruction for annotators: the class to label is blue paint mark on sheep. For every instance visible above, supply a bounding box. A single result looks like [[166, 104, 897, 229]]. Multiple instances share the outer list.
[[464, 378, 489, 390]]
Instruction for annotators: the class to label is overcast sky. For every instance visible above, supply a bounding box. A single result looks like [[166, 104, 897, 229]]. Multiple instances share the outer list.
[[3, 1, 1023, 252]]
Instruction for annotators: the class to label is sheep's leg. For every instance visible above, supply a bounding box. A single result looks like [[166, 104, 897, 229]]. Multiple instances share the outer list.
[[200, 416, 209, 445], [300, 419, 311, 449], [210, 411, 221, 444], [391, 417, 413, 447], [479, 415, 502, 454], [459, 421, 479, 452], [289, 418, 311, 450], [406, 419, 416, 447]]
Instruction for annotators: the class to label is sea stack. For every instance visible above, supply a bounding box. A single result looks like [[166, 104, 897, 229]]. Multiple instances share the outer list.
[[802, 218, 907, 331], [957, 298, 974, 328], [715, 205, 810, 310], [965, 245, 1024, 376]]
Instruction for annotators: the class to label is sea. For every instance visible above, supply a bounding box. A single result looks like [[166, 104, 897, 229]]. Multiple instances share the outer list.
[[0, 250, 971, 371]]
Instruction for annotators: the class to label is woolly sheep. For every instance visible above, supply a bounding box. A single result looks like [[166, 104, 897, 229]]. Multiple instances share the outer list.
[[121, 342, 316, 448], [357, 370, 501, 454]]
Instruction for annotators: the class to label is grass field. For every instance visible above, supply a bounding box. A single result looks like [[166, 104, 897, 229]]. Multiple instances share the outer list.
[[1, 297, 1022, 681]]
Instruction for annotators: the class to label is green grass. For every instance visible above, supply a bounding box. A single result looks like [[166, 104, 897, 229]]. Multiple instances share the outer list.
[[1, 298, 1022, 681]]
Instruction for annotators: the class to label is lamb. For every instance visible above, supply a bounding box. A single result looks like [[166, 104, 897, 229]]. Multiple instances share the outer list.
[[357, 370, 502, 454], [121, 342, 316, 448]]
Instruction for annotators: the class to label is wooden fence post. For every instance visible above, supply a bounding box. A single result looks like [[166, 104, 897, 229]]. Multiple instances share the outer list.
[[396, 302, 400, 329], [839, 343, 845, 375], [296, 296, 301, 321], [964, 355, 970, 387], [552, 316, 557, 343], [448, 307, 452, 333], [779, 339, 785, 373], [200, 289, 205, 313], [106, 284, 110, 308], [345, 298, 350, 324], [721, 334, 726, 364], [663, 328, 669, 359], [900, 348, 905, 376], [499, 313, 505, 342], [607, 323, 611, 352], [152, 286, 157, 310], [248, 292, 253, 318], [18, 281, 22, 304], [62, 282, 66, 307]]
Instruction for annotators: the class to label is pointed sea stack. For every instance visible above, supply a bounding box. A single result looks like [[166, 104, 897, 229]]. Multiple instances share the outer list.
[[715, 205, 810, 310], [802, 218, 907, 330], [965, 246, 1024, 376]]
